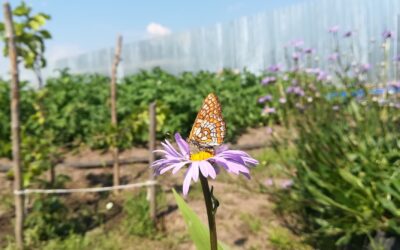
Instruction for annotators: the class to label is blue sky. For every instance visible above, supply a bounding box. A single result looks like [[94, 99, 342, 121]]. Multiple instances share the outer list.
[[0, 0, 306, 79]]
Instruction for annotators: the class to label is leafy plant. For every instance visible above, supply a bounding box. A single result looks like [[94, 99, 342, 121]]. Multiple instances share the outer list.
[[122, 191, 155, 237], [172, 189, 228, 250], [275, 86, 400, 248], [0, 1, 51, 87]]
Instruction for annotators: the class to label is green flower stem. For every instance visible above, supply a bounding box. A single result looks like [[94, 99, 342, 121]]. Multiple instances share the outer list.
[[200, 174, 218, 250]]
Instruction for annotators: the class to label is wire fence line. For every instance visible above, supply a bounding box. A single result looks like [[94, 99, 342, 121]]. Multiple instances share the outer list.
[[54, 0, 400, 78], [13, 180, 158, 196]]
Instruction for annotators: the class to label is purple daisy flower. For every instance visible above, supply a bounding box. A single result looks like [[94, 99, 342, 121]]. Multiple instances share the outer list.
[[258, 95, 273, 103], [291, 39, 304, 48], [262, 106, 276, 115], [360, 63, 371, 73], [328, 25, 339, 34], [317, 71, 328, 81], [267, 64, 281, 73], [261, 76, 277, 85], [389, 81, 400, 89], [292, 52, 301, 61], [280, 179, 293, 189], [344, 31, 352, 38], [304, 48, 315, 54], [305, 68, 320, 75], [382, 30, 393, 40], [152, 133, 258, 196], [328, 53, 339, 62], [266, 127, 273, 134]]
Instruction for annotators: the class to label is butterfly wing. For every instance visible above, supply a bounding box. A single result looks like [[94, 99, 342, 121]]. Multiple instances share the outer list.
[[189, 93, 225, 147]]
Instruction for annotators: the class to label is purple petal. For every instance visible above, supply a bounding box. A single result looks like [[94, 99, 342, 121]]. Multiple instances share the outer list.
[[160, 164, 178, 174], [225, 159, 250, 174], [175, 133, 190, 156], [161, 141, 180, 157], [199, 161, 209, 177], [216, 145, 229, 154], [172, 161, 189, 174], [202, 161, 217, 179], [243, 157, 259, 166], [160, 161, 188, 174], [191, 161, 199, 182], [182, 167, 193, 196], [153, 149, 168, 155], [213, 156, 240, 174]]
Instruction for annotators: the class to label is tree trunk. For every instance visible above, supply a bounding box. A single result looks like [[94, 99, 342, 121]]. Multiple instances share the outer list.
[[3, 2, 24, 249]]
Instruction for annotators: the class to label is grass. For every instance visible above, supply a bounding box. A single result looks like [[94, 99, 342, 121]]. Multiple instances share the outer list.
[[0, 192, 13, 214], [39, 227, 187, 250], [268, 225, 312, 250], [239, 213, 262, 234], [254, 145, 297, 178]]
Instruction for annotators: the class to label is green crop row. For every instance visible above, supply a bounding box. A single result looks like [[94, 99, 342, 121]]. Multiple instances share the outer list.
[[0, 67, 271, 159]]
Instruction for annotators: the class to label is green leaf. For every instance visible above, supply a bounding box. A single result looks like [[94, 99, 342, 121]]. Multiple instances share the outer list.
[[172, 189, 228, 250], [13, 2, 31, 16], [28, 19, 42, 30], [39, 30, 52, 39]]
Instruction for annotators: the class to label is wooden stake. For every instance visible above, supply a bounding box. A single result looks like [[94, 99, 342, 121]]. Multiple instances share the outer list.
[[396, 14, 400, 80], [3, 2, 24, 249], [148, 102, 157, 222], [110, 35, 122, 191]]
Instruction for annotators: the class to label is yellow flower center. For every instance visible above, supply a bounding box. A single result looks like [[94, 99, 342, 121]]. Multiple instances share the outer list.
[[190, 151, 214, 161]]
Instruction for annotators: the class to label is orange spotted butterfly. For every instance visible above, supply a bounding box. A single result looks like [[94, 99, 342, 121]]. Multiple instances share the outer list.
[[188, 93, 226, 151]]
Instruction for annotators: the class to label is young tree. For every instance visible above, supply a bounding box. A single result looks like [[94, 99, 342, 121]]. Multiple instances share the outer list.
[[0, 1, 51, 88]]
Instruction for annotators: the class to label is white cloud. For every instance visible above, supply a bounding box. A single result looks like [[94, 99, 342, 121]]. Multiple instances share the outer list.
[[146, 22, 171, 37]]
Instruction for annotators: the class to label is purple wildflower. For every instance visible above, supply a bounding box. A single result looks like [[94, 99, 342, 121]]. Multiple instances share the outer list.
[[286, 86, 294, 94], [265, 179, 274, 186], [317, 71, 328, 81], [294, 87, 305, 96], [292, 52, 301, 61], [261, 76, 277, 85], [262, 106, 276, 115], [258, 95, 273, 103], [344, 31, 352, 38], [287, 86, 305, 96], [291, 39, 304, 48], [280, 179, 293, 189], [328, 53, 339, 62], [304, 48, 315, 54], [152, 133, 258, 196], [389, 81, 400, 89], [360, 63, 371, 73], [267, 64, 281, 73], [328, 25, 339, 33], [382, 30, 393, 40], [306, 68, 321, 75], [279, 97, 287, 104]]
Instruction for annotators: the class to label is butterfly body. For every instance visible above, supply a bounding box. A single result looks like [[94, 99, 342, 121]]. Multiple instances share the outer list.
[[188, 93, 226, 154]]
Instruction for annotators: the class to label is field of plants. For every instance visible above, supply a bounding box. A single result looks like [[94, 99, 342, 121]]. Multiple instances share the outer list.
[[1, 2, 400, 250]]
